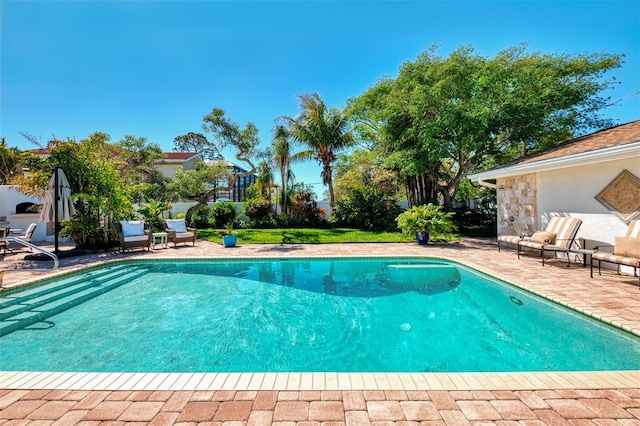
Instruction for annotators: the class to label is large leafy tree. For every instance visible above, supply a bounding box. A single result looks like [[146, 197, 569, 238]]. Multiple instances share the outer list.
[[114, 135, 172, 203], [279, 93, 354, 207], [333, 148, 402, 201], [172, 107, 260, 223], [347, 44, 623, 207], [14, 132, 133, 249]]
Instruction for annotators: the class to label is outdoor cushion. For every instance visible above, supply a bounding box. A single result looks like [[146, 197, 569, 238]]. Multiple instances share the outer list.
[[614, 237, 640, 259], [530, 231, 556, 244], [120, 220, 145, 237], [165, 219, 188, 233]]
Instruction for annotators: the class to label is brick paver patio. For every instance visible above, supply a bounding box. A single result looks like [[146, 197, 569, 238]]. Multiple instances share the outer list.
[[1, 238, 639, 424]]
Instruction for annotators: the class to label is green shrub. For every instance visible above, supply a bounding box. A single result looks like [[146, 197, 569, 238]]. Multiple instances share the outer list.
[[210, 201, 237, 228], [288, 192, 328, 228], [395, 203, 457, 235], [136, 199, 171, 232], [190, 205, 211, 229], [332, 188, 403, 231]]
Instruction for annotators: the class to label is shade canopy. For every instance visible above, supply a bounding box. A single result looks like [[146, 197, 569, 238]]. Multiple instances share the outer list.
[[39, 168, 76, 223]]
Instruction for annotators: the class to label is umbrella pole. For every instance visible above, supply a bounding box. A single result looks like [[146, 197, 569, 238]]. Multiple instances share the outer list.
[[54, 166, 59, 253]]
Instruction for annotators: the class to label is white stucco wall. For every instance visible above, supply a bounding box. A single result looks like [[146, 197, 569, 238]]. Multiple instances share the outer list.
[[536, 156, 640, 248], [0, 185, 48, 242]]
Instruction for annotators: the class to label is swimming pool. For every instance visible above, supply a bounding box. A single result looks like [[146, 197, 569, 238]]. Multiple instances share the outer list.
[[1, 258, 639, 373]]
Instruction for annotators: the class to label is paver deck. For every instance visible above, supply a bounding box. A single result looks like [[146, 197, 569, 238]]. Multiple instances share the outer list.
[[1, 238, 639, 424]]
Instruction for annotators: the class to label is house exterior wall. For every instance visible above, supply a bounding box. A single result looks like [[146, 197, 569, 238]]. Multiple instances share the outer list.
[[537, 156, 640, 248], [0, 186, 47, 242], [154, 163, 181, 178], [496, 174, 537, 237]]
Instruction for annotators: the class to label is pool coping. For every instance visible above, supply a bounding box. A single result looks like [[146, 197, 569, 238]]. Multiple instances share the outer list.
[[2, 254, 640, 391]]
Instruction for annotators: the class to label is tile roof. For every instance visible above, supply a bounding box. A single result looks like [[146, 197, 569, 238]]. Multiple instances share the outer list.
[[496, 119, 640, 169], [27, 148, 200, 162], [162, 152, 199, 160]]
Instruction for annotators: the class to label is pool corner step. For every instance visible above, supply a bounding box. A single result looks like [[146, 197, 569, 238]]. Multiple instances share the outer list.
[[0, 267, 149, 337]]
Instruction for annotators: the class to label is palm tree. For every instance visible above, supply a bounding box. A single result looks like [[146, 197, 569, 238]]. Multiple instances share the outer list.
[[280, 93, 354, 207], [272, 124, 296, 215], [255, 159, 274, 202]]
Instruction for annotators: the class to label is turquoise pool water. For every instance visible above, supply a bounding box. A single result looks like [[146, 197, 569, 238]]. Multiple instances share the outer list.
[[1, 258, 639, 373]]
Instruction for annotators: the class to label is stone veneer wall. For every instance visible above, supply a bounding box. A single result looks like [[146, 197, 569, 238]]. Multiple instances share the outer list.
[[496, 174, 537, 236]]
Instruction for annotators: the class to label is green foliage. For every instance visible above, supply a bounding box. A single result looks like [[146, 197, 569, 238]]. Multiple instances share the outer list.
[[287, 192, 328, 228], [115, 135, 173, 203], [243, 199, 275, 228], [333, 149, 402, 201], [332, 187, 403, 231], [136, 199, 172, 232], [395, 204, 457, 236], [174, 107, 260, 224], [210, 201, 237, 228], [174, 132, 219, 160], [255, 160, 274, 200], [60, 199, 105, 249], [14, 133, 134, 249], [190, 204, 211, 229], [0, 138, 24, 185], [347, 44, 623, 207], [271, 124, 296, 215], [279, 93, 354, 206]]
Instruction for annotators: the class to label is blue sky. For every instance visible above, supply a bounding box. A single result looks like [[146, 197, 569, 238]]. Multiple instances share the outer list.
[[2, 1, 639, 197]]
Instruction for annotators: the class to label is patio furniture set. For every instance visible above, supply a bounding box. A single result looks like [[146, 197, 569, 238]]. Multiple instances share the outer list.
[[116, 218, 196, 252], [498, 217, 640, 284]]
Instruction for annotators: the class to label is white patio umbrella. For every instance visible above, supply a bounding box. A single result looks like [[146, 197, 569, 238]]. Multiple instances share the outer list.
[[39, 167, 76, 252]]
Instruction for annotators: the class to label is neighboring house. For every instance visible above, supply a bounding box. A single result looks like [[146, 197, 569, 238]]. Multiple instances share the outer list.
[[154, 152, 202, 177], [206, 160, 257, 202], [468, 120, 640, 253]]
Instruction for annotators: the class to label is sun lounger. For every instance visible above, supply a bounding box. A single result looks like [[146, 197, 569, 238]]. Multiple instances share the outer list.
[[498, 216, 582, 267], [590, 220, 640, 284]]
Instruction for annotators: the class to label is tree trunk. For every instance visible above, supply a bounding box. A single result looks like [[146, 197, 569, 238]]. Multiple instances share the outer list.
[[184, 200, 207, 226], [405, 173, 438, 207]]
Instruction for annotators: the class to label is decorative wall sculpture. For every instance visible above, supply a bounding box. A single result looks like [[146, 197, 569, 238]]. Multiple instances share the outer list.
[[595, 169, 640, 223]]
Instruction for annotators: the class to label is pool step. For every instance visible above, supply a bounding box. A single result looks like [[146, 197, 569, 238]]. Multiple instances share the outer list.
[[0, 265, 149, 337], [0, 264, 132, 310], [0, 264, 134, 316]]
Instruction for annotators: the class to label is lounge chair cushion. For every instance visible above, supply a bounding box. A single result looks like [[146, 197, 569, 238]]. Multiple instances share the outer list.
[[120, 220, 145, 237], [614, 237, 640, 258], [123, 235, 150, 244], [498, 235, 524, 244], [530, 231, 557, 244], [165, 219, 188, 233]]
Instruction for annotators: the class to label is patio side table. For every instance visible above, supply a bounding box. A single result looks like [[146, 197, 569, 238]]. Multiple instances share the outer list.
[[152, 232, 168, 249], [569, 248, 595, 267]]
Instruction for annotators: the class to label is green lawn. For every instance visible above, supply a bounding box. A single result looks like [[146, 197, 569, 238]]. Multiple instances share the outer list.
[[197, 228, 459, 244]]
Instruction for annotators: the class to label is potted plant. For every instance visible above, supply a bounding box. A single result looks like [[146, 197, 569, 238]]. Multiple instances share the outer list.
[[395, 203, 457, 244], [221, 222, 237, 248]]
